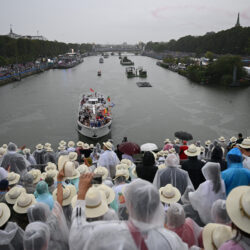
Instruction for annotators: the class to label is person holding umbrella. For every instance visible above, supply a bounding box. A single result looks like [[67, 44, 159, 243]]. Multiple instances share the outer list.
[[118, 142, 140, 163]]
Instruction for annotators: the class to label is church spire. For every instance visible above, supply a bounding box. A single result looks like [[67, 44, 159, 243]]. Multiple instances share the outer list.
[[235, 13, 241, 27]]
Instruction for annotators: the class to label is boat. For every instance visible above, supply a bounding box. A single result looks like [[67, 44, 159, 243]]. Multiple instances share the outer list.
[[99, 57, 104, 63], [56, 52, 83, 69], [137, 67, 147, 78], [120, 56, 134, 65], [97, 70, 101, 76], [136, 82, 152, 87], [77, 92, 112, 138], [103, 53, 109, 58], [126, 67, 136, 78]]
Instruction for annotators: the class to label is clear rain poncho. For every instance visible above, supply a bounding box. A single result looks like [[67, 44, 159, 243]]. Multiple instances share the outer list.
[[189, 162, 226, 224], [28, 202, 69, 250], [153, 153, 194, 195], [82, 179, 188, 250], [23, 173, 36, 194], [166, 203, 202, 248], [211, 199, 231, 225], [23, 222, 50, 250]]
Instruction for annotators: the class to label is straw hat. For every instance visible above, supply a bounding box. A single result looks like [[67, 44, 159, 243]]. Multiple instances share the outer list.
[[46, 147, 54, 152], [0, 147, 6, 156], [85, 187, 108, 218], [5, 186, 26, 205], [76, 141, 84, 147], [200, 146, 205, 153], [94, 167, 108, 180], [184, 144, 201, 157], [53, 184, 76, 206], [114, 169, 129, 180], [205, 140, 212, 146], [159, 184, 181, 204], [238, 138, 250, 149], [0, 203, 11, 227], [59, 140, 66, 146], [97, 184, 115, 204], [226, 185, 250, 234], [158, 164, 166, 170], [230, 136, 237, 143], [103, 141, 113, 150], [13, 193, 36, 214], [83, 143, 90, 150], [68, 152, 78, 162], [28, 169, 41, 184], [89, 144, 94, 149], [169, 148, 176, 154], [174, 138, 180, 144], [7, 172, 20, 185], [132, 167, 137, 177], [62, 161, 80, 180], [77, 164, 90, 174], [45, 170, 58, 180], [2, 144, 8, 149], [23, 148, 31, 154], [218, 136, 226, 142], [164, 138, 171, 144], [120, 159, 132, 168], [68, 141, 75, 148], [44, 143, 51, 148], [58, 145, 66, 151], [203, 223, 234, 250], [116, 164, 129, 171], [45, 162, 57, 172], [36, 144, 43, 150]]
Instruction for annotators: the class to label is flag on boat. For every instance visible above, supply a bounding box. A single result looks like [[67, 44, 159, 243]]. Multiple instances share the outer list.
[[107, 96, 111, 102], [90, 88, 94, 92], [109, 102, 115, 108]]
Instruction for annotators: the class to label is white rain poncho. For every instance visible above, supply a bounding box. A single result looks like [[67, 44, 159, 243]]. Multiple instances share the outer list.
[[189, 162, 226, 224], [27, 202, 69, 250], [23, 173, 36, 194], [24, 152, 37, 166], [1, 143, 28, 177], [153, 154, 194, 195], [211, 199, 231, 225], [82, 179, 188, 250], [97, 150, 120, 178], [23, 222, 50, 250], [0, 222, 24, 250], [166, 203, 202, 248]]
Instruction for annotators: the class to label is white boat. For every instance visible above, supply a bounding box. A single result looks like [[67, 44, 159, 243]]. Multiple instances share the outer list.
[[77, 92, 112, 138]]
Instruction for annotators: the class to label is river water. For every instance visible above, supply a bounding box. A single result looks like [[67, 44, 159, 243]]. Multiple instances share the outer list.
[[0, 55, 250, 149]]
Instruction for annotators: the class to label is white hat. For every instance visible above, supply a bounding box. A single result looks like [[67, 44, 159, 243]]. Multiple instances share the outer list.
[[76, 141, 84, 147], [28, 169, 41, 184], [68, 152, 78, 161], [205, 140, 212, 146], [97, 184, 115, 204], [159, 184, 181, 204], [200, 146, 205, 153], [46, 147, 54, 152], [83, 143, 90, 150], [44, 143, 51, 148], [0, 147, 6, 156], [77, 164, 90, 175], [164, 138, 171, 144], [53, 184, 76, 206], [203, 223, 234, 250], [116, 164, 129, 171], [5, 186, 26, 205], [68, 141, 75, 148], [174, 138, 180, 144], [89, 144, 94, 149], [120, 159, 132, 168], [238, 138, 250, 149], [23, 148, 31, 154], [59, 140, 66, 146], [158, 164, 166, 170], [58, 145, 66, 151], [226, 185, 250, 234], [114, 169, 129, 180], [7, 172, 20, 185], [85, 187, 108, 218], [45, 162, 57, 172], [36, 144, 43, 150], [2, 144, 8, 149], [218, 136, 226, 142], [44, 170, 58, 180], [230, 136, 237, 143], [184, 144, 201, 157], [13, 193, 36, 214], [0, 203, 11, 227], [103, 141, 113, 150], [169, 148, 176, 154], [61, 161, 80, 180], [94, 167, 109, 180]]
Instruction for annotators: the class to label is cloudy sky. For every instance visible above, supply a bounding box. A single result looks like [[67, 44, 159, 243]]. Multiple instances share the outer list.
[[1, 0, 250, 44]]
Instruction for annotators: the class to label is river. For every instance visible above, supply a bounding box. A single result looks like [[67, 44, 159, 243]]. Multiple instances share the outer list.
[[0, 55, 250, 149]]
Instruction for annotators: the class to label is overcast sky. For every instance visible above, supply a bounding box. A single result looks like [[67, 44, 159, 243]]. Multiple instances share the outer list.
[[1, 0, 250, 44]]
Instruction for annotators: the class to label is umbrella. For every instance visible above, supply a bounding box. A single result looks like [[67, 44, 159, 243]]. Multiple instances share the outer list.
[[118, 142, 140, 156], [140, 143, 158, 152], [174, 131, 193, 141]]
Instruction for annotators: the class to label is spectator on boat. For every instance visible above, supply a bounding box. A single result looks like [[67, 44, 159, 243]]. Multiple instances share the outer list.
[[173, 139, 181, 154], [1, 142, 28, 177], [181, 144, 205, 189], [97, 142, 120, 178], [32, 144, 46, 165], [136, 151, 158, 183], [179, 141, 188, 161], [163, 138, 173, 151]]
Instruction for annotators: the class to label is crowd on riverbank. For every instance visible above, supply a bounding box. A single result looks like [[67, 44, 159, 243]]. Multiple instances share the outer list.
[[0, 134, 250, 249]]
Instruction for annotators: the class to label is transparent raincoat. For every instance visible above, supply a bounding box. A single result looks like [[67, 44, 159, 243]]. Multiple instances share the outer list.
[[211, 199, 231, 225]]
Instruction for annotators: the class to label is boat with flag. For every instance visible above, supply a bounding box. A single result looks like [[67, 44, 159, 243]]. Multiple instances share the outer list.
[[77, 89, 113, 138]]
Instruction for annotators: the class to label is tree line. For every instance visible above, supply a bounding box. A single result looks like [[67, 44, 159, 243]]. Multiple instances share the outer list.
[[0, 36, 93, 66], [145, 26, 250, 56]]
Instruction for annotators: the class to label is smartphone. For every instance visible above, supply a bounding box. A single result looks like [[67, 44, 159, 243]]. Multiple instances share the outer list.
[[91, 174, 102, 185]]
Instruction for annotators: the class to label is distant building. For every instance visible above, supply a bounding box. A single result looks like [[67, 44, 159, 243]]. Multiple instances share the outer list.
[[235, 13, 241, 27], [7, 27, 47, 41]]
